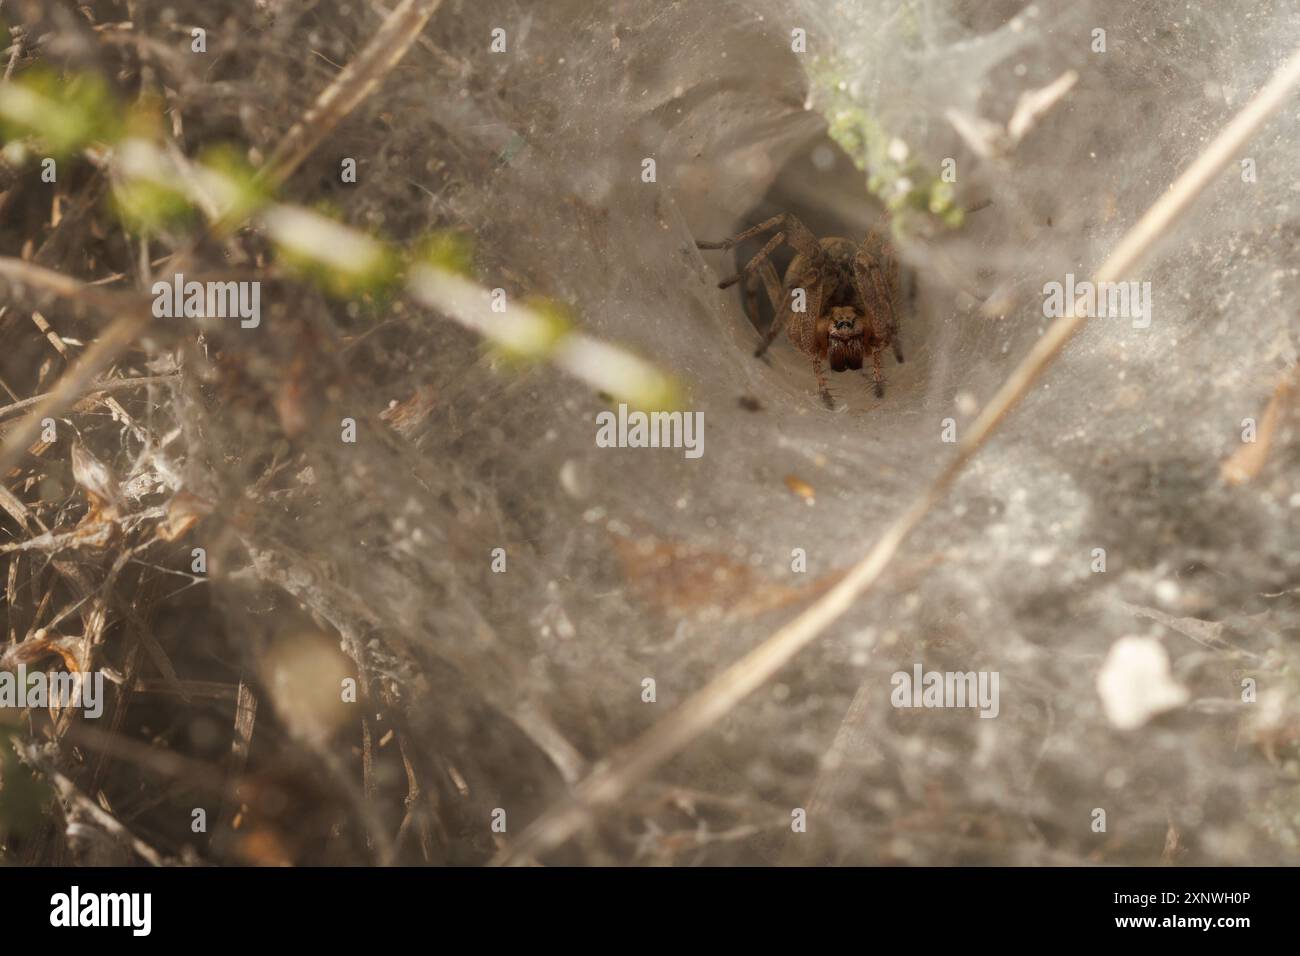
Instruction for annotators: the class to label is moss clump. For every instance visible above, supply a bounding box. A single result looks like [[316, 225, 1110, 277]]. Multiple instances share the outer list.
[[811, 56, 963, 233]]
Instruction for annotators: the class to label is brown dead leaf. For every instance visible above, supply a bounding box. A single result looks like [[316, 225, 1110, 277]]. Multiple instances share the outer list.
[[380, 384, 438, 439], [609, 525, 840, 620], [235, 827, 294, 866], [156, 490, 213, 542], [784, 474, 816, 504], [0, 628, 85, 672]]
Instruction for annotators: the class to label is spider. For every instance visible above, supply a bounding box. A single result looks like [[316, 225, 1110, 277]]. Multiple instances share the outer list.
[[696, 214, 904, 407]]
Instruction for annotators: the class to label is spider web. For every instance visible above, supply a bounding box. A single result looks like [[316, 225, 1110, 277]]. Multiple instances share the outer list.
[[16, 0, 1297, 864], [379, 0, 1297, 863], [251, 0, 1300, 863]]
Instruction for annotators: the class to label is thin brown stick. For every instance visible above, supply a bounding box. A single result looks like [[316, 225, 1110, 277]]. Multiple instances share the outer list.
[[30, 311, 69, 358], [0, 257, 141, 312], [493, 43, 1300, 865], [0, 300, 155, 479], [257, 0, 445, 190], [0, 373, 178, 422]]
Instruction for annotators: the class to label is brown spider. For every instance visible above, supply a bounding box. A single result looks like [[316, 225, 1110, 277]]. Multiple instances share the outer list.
[[696, 214, 903, 407]]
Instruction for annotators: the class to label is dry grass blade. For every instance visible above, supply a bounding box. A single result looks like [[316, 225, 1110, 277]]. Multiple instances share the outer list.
[[0, 1, 442, 479], [1220, 362, 1298, 484], [0, 256, 140, 313], [19, 740, 171, 866], [258, 0, 445, 190], [0, 374, 178, 423], [214, 681, 258, 845], [67, 722, 237, 800], [0, 294, 154, 479], [493, 43, 1300, 865]]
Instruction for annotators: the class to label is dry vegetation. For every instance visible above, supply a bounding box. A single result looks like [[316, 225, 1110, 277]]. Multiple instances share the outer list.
[[2, 0, 1299, 868]]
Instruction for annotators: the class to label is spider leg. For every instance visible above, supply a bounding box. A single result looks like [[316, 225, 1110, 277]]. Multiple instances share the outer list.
[[756, 269, 820, 359], [791, 278, 823, 356], [695, 215, 783, 251], [773, 213, 822, 260], [717, 231, 785, 290], [742, 259, 783, 331], [813, 354, 834, 408], [756, 259, 784, 313], [852, 230, 903, 362], [695, 213, 821, 260], [755, 284, 795, 358], [870, 348, 885, 398]]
